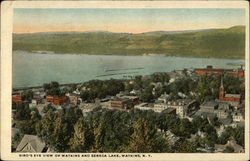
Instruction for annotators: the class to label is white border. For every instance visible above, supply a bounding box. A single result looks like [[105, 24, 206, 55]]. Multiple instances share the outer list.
[[1, 1, 249, 161]]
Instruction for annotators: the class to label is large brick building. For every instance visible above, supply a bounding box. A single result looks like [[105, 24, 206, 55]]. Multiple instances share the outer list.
[[194, 65, 244, 78], [46, 95, 69, 105], [111, 97, 139, 110]]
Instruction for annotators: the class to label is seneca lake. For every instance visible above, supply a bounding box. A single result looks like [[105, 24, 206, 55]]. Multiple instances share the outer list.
[[13, 51, 245, 89]]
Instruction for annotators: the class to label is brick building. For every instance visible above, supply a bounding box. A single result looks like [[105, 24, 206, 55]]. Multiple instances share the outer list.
[[219, 78, 241, 105], [46, 95, 69, 105], [12, 94, 23, 104], [194, 65, 244, 78], [111, 97, 139, 110]]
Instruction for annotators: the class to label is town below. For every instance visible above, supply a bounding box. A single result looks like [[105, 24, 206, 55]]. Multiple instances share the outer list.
[[12, 65, 245, 153]]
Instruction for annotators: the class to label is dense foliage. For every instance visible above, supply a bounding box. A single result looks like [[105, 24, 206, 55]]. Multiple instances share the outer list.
[[219, 126, 244, 147], [43, 81, 65, 96], [12, 107, 245, 153], [80, 79, 125, 102]]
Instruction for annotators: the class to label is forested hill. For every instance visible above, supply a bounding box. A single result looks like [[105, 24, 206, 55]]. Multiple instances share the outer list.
[[13, 26, 245, 59]]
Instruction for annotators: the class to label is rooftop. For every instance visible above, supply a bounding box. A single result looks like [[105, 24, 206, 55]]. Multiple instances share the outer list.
[[220, 118, 232, 125], [225, 94, 241, 98], [200, 101, 218, 108], [163, 108, 176, 113], [193, 110, 216, 119], [16, 135, 46, 152], [194, 68, 235, 72], [194, 65, 243, 72]]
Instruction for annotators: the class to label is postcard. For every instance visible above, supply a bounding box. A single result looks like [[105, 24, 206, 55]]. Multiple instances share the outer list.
[[1, 1, 249, 161]]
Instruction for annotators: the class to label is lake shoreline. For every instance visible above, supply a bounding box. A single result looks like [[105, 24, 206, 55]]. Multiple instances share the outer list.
[[13, 50, 245, 60], [13, 82, 83, 91]]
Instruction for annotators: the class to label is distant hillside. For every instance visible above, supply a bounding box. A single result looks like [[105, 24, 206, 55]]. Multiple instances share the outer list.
[[13, 26, 245, 59]]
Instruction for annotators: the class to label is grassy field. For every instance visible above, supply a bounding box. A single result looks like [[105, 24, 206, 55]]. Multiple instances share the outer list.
[[13, 26, 245, 59]]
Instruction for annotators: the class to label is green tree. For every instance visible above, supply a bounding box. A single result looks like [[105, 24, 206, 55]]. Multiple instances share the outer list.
[[16, 107, 39, 135], [42, 104, 56, 113], [210, 116, 221, 127], [201, 124, 218, 148], [234, 127, 244, 147], [124, 118, 163, 152], [24, 108, 42, 135], [140, 87, 154, 102], [80, 79, 125, 102], [68, 118, 93, 152], [43, 83, 51, 90], [175, 118, 195, 137], [43, 81, 65, 96], [219, 126, 244, 147], [51, 81, 59, 88], [125, 82, 134, 92], [134, 75, 143, 90], [11, 132, 24, 152], [156, 113, 168, 132], [15, 104, 31, 120], [194, 75, 220, 103], [36, 110, 74, 152], [172, 139, 198, 153], [92, 122, 105, 152], [21, 90, 33, 102], [151, 72, 170, 83]]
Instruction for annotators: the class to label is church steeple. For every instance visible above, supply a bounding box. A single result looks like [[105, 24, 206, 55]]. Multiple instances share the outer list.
[[220, 76, 224, 88], [219, 76, 224, 100]]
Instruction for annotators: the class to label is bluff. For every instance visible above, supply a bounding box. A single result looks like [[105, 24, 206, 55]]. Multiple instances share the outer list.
[[13, 26, 245, 59]]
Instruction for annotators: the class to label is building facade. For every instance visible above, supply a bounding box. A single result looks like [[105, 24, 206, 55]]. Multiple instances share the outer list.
[[16, 135, 47, 153], [110, 97, 139, 110], [194, 65, 244, 78], [12, 94, 23, 104], [219, 78, 241, 105], [46, 95, 69, 105]]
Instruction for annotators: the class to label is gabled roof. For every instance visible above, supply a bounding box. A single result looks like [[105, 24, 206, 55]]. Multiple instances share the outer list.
[[16, 135, 46, 152]]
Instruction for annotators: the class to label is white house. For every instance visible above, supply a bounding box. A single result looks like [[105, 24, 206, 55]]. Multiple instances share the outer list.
[[232, 112, 244, 122]]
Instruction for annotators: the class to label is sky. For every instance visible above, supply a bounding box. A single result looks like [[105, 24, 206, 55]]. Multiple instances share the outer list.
[[13, 8, 245, 34]]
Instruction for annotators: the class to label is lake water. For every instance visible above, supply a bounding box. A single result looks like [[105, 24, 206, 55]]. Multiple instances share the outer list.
[[13, 51, 244, 88]]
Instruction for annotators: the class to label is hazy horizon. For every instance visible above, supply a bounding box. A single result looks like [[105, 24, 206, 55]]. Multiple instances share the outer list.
[[14, 8, 245, 34], [13, 25, 245, 35]]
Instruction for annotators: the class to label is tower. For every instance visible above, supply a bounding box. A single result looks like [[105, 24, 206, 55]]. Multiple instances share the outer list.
[[219, 76, 224, 100]]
